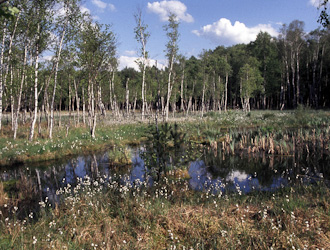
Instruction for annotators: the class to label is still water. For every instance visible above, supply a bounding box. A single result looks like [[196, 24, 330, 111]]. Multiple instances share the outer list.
[[1, 146, 329, 205]]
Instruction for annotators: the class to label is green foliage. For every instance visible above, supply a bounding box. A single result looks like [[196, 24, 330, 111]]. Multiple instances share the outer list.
[[142, 123, 186, 180], [76, 21, 117, 74], [0, 237, 11, 249], [318, 0, 330, 27], [250, 32, 282, 97], [0, 4, 19, 19], [294, 104, 311, 125], [239, 57, 264, 99], [262, 112, 276, 120], [203, 111, 219, 118], [163, 13, 179, 64]]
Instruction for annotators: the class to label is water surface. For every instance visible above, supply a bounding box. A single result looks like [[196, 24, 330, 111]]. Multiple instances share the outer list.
[[1, 147, 329, 206]]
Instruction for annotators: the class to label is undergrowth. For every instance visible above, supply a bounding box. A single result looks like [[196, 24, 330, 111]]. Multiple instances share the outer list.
[[0, 173, 329, 249]]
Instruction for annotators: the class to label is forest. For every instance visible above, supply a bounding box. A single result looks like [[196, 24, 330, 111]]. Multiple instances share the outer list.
[[0, 0, 330, 140]]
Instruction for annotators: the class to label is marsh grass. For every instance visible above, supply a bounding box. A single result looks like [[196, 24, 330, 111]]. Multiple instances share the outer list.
[[1, 110, 330, 249], [0, 122, 147, 166], [0, 172, 329, 249], [1, 110, 330, 166]]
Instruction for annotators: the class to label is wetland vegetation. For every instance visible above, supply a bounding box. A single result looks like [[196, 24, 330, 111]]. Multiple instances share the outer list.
[[1, 109, 330, 249], [1, 0, 330, 248]]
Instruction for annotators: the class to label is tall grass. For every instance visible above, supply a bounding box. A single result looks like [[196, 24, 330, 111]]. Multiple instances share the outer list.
[[1, 172, 329, 249]]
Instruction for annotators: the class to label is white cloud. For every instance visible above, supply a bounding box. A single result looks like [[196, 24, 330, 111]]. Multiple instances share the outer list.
[[119, 56, 140, 71], [80, 6, 91, 15], [92, 0, 116, 12], [124, 50, 138, 56], [92, 0, 107, 9], [108, 3, 116, 12], [309, 0, 322, 7], [92, 15, 101, 20], [226, 170, 249, 182], [80, 6, 101, 20], [192, 18, 279, 46], [119, 56, 165, 71], [41, 55, 54, 62], [309, 0, 330, 8], [147, 0, 194, 23]]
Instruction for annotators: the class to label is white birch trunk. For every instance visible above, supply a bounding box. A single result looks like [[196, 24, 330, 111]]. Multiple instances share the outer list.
[[125, 78, 130, 117], [225, 72, 228, 112], [10, 66, 14, 130], [82, 86, 86, 125], [165, 55, 174, 122], [109, 70, 114, 111], [201, 74, 207, 117], [0, 22, 7, 131], [90, 81, 96, 139], [68, 79, 71, 124], [2, 15, 20, 130], [141, 62, 146, 120], [13, 45, 27, 139], [29, 29, 40, 141], [73, 79, 80, 125], [180, 66, 185, 112], [49, 27, 66, 139], [98, 85, 106, 117]]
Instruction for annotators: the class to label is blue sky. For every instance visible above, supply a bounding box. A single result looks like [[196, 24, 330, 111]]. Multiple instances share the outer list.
[[80, 0, 324, 70]]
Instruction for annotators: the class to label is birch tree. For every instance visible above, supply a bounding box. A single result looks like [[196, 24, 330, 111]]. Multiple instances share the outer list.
[[77, 20, 117, 138], [200, 50, 211, 117], [0, 20, 6, 131], [134, 8, 149, 121], [238, 57, 263, 112], [164, 13, 179, 122], [29, 0, 54, 141], [49, 0, 82, 139]]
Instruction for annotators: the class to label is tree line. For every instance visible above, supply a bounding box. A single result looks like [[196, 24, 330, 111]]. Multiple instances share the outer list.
[[1, 0, 330, 140]]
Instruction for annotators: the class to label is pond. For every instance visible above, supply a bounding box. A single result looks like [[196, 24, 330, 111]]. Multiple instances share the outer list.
[[1, 145, 329, 209]]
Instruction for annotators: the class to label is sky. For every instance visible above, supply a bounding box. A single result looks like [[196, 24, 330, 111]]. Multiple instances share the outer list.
[[80, 0, 325, 70]]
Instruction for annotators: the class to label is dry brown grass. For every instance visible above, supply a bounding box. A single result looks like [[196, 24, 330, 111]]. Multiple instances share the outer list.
[[0, 182, 8, 207], [1, 182, 330, 249], [16, 181, 325, 250]]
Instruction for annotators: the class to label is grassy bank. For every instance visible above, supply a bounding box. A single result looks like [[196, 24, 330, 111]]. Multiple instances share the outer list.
[[0, 122, 147, 166], [1, 172, 330, 249], [0, 109, 329, 166]]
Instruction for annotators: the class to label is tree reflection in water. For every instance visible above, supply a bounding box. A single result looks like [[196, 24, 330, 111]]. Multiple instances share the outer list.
[[1, 145, 329, 215]]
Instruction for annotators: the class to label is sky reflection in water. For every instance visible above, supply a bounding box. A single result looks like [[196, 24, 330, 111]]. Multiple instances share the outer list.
[[0, 147, 328, 204]]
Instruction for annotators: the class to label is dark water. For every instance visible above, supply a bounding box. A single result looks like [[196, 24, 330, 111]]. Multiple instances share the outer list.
[[1, 147, 329, 206]]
